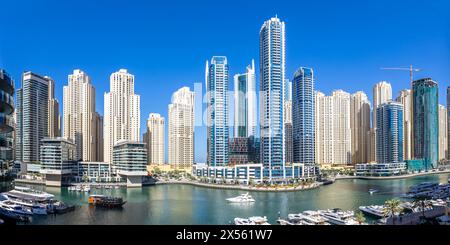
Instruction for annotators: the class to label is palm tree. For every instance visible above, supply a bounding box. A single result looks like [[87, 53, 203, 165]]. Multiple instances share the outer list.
[[412, 195, 433, 224], [355, 211, 366, 225], [382, 199, 404, 225]]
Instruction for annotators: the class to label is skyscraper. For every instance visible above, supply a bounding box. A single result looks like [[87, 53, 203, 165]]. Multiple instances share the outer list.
[[233, 60, 256, 138], [350, 91, 371, 164], [373, 81, 393, 128], [15, 72, 49, 169], [412, 78, 439, 170], [63, 69, 101, 161], [104, 69, 141, 164], [293, 68, 315, 165], [315, 90, 351, 165], [260, 16, 286, 180], [0, 69, 14, 174], [438, 105, 448, 161], [206, 56, 229, 167], [284, 100, 293, 164], [376, 101, 404, 163], [168, 87, 194, 166], [447, 86, 450, 160], [372, 81, 392, 163], [396, 89, 413, 160], [145, 113, 165, 165], [47, 77, 60, 138]]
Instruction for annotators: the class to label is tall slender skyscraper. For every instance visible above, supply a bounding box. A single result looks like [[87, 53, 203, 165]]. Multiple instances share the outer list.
[[104, 69, 141, 164], [412, 78, 439, 170], [350, 91, 371, 164], [15, 72, 49, 169], [376, 101, 404, 163], [63, 69, 100, 161], [145, 113, 165, 165], [438, 105, 448, 161], [234, 60, 257, 138], [47, 77, 60, 138], [260, 17, 286, 180], [168, 87, 195, 166], [315, 92, 333, 165], [293, 68, 315, 165], [447, 86, 450, 160], [206, 56, 229, 167], [396, 89, 413, 160]]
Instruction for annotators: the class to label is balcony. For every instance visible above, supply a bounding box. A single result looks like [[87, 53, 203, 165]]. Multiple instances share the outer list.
[[0, 90, 14, 114], [0, 113, 14, 133], [0, 70, 14, 95]]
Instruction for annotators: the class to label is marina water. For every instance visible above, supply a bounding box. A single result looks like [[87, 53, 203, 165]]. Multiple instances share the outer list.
[[1, 173, 449, 225]]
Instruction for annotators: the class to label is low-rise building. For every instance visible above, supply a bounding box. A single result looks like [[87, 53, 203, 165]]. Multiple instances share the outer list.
[[74, 162, 114, 182], [39, 137, 77, 186], [113, 140, 148, 187], [355, 162, 407, 177]]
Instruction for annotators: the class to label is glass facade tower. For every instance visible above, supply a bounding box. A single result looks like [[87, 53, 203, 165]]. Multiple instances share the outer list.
[[293, 67, 315, 165], [412, 78, 439, 170], [206, 56, 229, 167], [376, 101, 404, 163], [259, 17, 285, 181]]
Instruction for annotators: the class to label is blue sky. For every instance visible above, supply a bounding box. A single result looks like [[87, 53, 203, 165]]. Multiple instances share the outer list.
[[0, 0, 449, 163]]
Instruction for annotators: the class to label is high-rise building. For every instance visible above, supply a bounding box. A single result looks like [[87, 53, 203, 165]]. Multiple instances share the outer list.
[[0, 69, 14, 175], [234, 60, 257, 138], [260, 17, 286, 180], [412, 78, 439, 170], [104, 69, 141, 164], [146, 113, 165, 165], [284, 100, 293, 164], [293, 68, 315, 166], [206, 56, 229, 167], [47, 77, 60, 138], [372, 81, 392, 163], [447, 86, 450, 160], [438, 105, 448, 161], [376, 101, 404, 163], [168, 87, 194, 166], [315, 90, 351, 165], [63, 70, 101, 161], [396, 89, 413, 160], [94, 112, 103, 162], [16, 72, 50, 169], [350, 91, 371, 164], [373, 81, 393, 128], [285, 79, 292, 101]]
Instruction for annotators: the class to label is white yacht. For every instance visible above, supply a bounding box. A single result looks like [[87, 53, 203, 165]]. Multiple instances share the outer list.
[[6, 186, 54, 202], [7, 198, 48, 215], [0, 200, 33, 216], [319, 209, 358, 225], [359, 205, 384, 218], [369, 189, 379, 195], [226, 193, 255, 203], [234, 216, 270, 225]]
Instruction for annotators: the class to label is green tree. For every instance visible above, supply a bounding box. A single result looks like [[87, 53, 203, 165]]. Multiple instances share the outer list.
[[382, 199, 404, 225], [355, 211, 366, 225]]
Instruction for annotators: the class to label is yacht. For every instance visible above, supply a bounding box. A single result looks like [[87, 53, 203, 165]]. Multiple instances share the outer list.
[[6, 186, 54, 202], [319, 209, 358, 225], [226, 193, 255, 203], [287, 211, 328, 225], [234, 216, 270, 225], [369, 189, 379, 195], [0, 200, 33, 216], [359, 205, 384, 218], [7, 198, 48, 215]]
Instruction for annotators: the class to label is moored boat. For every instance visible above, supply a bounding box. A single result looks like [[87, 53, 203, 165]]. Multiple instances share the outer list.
[[226, 193, 255, 203], [88, 195, 126, 208]]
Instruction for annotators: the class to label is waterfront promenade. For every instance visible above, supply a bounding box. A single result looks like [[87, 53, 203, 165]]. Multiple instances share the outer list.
[[155, 180, 321, 192], [334, 169, 450, 181]]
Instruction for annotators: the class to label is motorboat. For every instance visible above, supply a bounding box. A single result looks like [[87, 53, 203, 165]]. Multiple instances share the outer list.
[[0, 200, 33, 216], [234, 216, 270, 225], [6, 186, 54, 202], [226, 193, 255, 203], [369, 189, 379, 195], [319, 209, 358, 225], [359, 205, 384, 218], [7, 198, 48, 215]]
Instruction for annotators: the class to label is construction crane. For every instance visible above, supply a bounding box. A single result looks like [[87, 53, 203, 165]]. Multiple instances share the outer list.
[[380, 65, 422, 85]]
